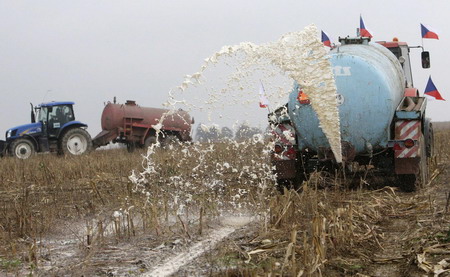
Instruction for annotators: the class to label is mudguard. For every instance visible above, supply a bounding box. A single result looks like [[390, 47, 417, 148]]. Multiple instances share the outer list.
[[58, 121, 88, 138]]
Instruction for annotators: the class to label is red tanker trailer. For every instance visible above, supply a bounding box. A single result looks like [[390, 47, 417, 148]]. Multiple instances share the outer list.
[[92, 100, 193, 150]]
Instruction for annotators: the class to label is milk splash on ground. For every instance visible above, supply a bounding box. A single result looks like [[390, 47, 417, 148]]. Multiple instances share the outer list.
[[174, 24, 342, 162]]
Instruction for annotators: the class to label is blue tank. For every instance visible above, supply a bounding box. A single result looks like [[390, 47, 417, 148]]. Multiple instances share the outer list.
[[288, 39, 406, 158]]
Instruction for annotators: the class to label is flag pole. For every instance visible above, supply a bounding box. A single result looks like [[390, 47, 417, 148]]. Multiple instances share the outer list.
[[259, 79, 271, 113]]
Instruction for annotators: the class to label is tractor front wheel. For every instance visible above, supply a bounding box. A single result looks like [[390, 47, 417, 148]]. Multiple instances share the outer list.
[[11, 138, 35, 159], [60, 128, 93, 155]]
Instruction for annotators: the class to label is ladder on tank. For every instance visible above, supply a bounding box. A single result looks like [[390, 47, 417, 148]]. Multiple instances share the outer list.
[[124, 117, 134, 138]]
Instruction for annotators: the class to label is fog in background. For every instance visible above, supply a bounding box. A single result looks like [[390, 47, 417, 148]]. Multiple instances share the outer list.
[[1, 0, 449, 137]]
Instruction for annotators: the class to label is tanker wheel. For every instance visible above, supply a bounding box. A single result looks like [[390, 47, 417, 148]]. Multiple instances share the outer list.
[[418, 135, 429, 188], [126, 142, 136, 153], [161, 135, 179, 147], [60, 128, 93, 156], [11, 138, 35, 159], [398, 135, 429, 192], [144, 136, 157, 148]]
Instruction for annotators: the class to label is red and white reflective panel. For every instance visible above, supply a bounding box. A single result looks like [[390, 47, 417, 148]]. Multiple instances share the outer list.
[[272, 123, 296, 160], [396, 120, 420, 140], [396, 145, 419, 158], [394, 120, 421, 158], [272, 123, 296, 146]]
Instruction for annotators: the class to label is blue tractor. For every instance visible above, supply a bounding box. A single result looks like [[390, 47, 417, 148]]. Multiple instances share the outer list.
[[0, 101, 93, 159]]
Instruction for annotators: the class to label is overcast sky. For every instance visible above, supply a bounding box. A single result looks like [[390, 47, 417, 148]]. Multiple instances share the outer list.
[[1, 0, 449, 137]]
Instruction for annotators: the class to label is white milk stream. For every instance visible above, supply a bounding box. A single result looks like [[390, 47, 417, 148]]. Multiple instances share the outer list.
[[174, 24, 342, 162]]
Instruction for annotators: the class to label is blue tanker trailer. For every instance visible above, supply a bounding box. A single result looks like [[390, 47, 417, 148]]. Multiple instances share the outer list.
[[271, 37, 434, 191]]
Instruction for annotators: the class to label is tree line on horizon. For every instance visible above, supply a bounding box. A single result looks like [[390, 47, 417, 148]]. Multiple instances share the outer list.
[[194, 123, 264, 142]]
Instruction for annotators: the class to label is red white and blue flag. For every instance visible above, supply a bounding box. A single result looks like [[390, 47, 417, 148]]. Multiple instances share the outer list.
[[259, 81, 270, 108], [321, 30, 331, 47], [421, 23, 439, 39], [424, 76, 445, 100], [360, 16, 373, 38]]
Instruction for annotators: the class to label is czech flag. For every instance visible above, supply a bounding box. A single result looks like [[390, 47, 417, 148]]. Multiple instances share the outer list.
[[424, 76, 445, 100], [321, 30, 331, 47], [259, 82, 270, 108], [421, 24, 439, 39], [360, 16, 373, 38]]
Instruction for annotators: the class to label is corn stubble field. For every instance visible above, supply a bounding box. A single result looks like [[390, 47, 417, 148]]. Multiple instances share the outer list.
[[0, 130, 449, 276]]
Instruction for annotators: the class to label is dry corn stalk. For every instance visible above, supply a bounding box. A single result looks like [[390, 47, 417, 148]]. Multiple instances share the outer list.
[[417, 244, 450, 276]]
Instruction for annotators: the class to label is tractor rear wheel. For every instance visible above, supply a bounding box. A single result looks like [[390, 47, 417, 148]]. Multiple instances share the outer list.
[[11, 138, 35, 159], [60, 128, 93, 155]]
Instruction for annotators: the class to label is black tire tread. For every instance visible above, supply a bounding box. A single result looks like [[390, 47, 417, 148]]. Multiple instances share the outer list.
[[10, 138, 35, 159]]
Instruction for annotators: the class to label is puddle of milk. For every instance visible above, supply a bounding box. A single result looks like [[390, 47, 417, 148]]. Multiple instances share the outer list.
[[144, 216, 254, 277]]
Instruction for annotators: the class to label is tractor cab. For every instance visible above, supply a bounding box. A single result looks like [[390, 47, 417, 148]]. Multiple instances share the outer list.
[[377, 40, 414, 88], [35, 102, 76, 138], [378, 39, 431, 89]]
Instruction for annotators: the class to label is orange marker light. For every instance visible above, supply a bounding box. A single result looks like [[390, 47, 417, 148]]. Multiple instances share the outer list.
[[297, 90, 310, 105]]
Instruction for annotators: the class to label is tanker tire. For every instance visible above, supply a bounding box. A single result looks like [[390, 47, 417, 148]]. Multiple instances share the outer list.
[[398, 175, 416, 192], [11, 138, 35, 159], [60, 128, 93, 156], [144, 136, 157, 148], [126, 142, 136, 153], [161, 135, 179, 148], [418, 135, 429, 188], [427, 122, 434, 158]]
